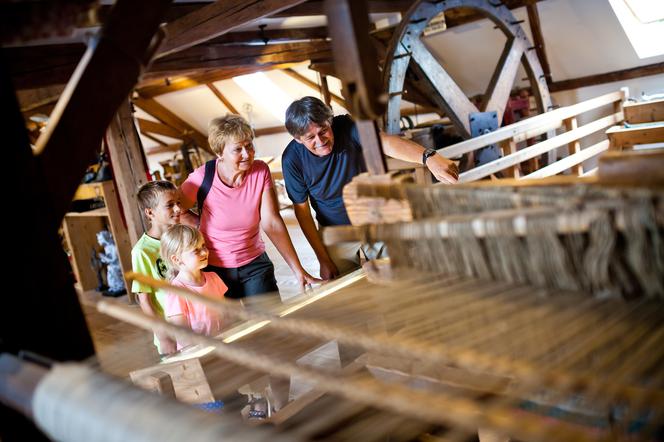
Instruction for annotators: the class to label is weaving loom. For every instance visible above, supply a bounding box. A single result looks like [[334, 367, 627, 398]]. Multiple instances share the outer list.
[[93, 176, 664, 442]]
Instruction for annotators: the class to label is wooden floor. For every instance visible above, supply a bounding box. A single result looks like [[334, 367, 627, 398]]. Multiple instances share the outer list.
[[81, 207, 320, 379]]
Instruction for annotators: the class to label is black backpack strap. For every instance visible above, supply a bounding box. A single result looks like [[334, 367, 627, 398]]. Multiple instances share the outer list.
[[196, 159, 217, 215]]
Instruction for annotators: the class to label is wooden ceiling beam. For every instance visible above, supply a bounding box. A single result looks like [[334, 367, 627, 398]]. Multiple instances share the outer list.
[[133, 97, 211, 152], [136, 63, 299, 97], [207, 83, 239, 114], [136, 118, 184, 139], [549, 62, 664, 93], [156, 0, 309, 58], [272, 0, 414, 17], [282, 68, 346, 107], [254, 125, 287, 137], [150, 41, 332, 75], [145, 143, 184, 155]]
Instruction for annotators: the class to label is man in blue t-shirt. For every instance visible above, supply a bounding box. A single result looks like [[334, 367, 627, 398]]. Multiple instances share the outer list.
[[282, 96, 458, 280]]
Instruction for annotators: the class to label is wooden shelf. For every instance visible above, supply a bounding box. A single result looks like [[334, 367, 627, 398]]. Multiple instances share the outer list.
[[62, 180, 132, 293]]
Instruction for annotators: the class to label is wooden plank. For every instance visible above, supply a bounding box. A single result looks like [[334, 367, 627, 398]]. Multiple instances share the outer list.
[[523, 139, 609, 179], [563, 117, 583, 175], [439, 90, 626, 159], [106, 100, 149, 246], [549, 62, 664, 93], [206, 83, 239, 114], [481, 37, 525, 123], [606, 123, 664, 149], [62, 215, 106, 291], [623, 98, 664, 124], [282, 68, 345, 107], [142, 132, 167, 147], [151, 41, 332, 75], [133, 97, 210, 152], [16, 84, 65, 112], [410, 37, 478, 138], [320, 74, 331, 106], [598, 149, 664, 185], [460, 111, 623, 182], [156, 0, 309, 58], [145, 143, 183, 155], [131, 357, 215, 404]]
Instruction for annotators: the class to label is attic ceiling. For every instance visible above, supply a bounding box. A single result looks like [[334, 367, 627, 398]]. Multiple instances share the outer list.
[[6, 0, 664, 164]]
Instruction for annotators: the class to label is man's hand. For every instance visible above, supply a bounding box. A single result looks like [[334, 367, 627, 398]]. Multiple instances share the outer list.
[[426, 154, 459, 184], [318, 258, 339, 281]]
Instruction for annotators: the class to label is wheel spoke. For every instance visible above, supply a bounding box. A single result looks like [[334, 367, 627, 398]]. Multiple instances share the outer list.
[[482, 37, 526, 124], [410, 38, 478, 138]]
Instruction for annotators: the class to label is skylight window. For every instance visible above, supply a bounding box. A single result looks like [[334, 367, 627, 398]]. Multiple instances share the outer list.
[[608, 0, 664, 58], [233, 72, 293, 123]]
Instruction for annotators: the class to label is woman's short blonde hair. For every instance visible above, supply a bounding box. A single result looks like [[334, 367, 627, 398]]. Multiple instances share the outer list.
[[208, 114, 254, 156], [160, 224, 204, 280]]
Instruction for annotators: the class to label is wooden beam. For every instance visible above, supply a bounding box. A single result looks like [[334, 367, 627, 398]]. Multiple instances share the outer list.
[[16, 84, 65, 112], [282, 68, 346, 107], [106, 100, 150, 246], [151, 41, 332, 76], [549, 62, 664, 93], [137, 118, 184, 139], [254, 125, 287, 137], [623, 98, 664, 124], [208, 26, 328, 45], [133, 97, 211, 152], [481, 37, 526, 123], [36, 0, 171, 231], [156, 0, 309, 58], [142, 132, 168, 146], [526, 1, 552, 82], [206, 83, 239, 114], [320, 74, 331, 106], [274, 0, 414, 17], [137, 63, 299, 97], [145, 143, 183, 155]]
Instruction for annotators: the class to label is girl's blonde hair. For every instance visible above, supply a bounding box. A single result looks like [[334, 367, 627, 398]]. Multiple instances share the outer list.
[[160, 224, 204, 280], [208, 114, 254, 156]]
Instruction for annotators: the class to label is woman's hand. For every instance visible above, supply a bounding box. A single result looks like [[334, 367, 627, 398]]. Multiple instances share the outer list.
[[294, 268, 322, 292]]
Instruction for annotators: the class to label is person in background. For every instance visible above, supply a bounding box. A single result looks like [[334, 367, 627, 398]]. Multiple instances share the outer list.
[[282, 96, 459, 280]]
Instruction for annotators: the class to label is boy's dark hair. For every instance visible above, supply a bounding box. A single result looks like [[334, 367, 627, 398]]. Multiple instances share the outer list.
[[285, 96, 334, 138], [137, 180, 177, 212]]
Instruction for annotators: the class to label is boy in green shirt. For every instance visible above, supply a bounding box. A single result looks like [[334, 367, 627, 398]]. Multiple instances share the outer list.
[[131, 181, 182, 356]]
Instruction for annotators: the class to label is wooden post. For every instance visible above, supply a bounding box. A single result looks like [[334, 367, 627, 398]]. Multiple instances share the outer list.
[[563, 117, 583, 175], [106, 99, 149, 245], [499, 139, 520, 178]]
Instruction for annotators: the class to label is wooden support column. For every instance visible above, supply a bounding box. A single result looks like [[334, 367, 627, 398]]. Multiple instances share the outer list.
[[499, 139, 520, 178], [106, 99, 150, 244], [563, 117, 582, 175]]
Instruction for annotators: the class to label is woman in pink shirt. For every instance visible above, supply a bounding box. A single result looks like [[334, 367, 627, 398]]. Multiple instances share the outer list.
[[180, 114, 318, 298]]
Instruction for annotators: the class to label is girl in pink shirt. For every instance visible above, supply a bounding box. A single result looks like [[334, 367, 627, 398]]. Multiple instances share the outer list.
[[180, 114, 318, 298], [161, 224, 228, 351]]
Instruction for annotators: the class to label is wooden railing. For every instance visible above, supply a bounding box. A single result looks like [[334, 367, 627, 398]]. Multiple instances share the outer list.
[[436, 89, 627, 182]]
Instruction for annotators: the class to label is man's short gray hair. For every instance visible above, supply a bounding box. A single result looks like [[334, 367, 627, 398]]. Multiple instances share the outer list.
[[285, 96, 334, 138]]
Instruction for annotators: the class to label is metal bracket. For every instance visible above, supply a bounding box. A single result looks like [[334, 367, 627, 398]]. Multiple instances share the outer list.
[[469, 111, 502, 167]]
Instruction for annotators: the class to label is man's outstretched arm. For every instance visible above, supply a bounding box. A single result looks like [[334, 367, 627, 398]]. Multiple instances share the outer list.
[[380, 133, 459, 184], [292, 201, 339, 280]]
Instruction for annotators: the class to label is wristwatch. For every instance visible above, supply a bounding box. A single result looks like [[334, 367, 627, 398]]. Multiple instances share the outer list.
[[422, 148, 437, 165]]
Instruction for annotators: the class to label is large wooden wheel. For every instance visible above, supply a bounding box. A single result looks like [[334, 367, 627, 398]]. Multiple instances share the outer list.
[[383, 0, 552, 145]]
